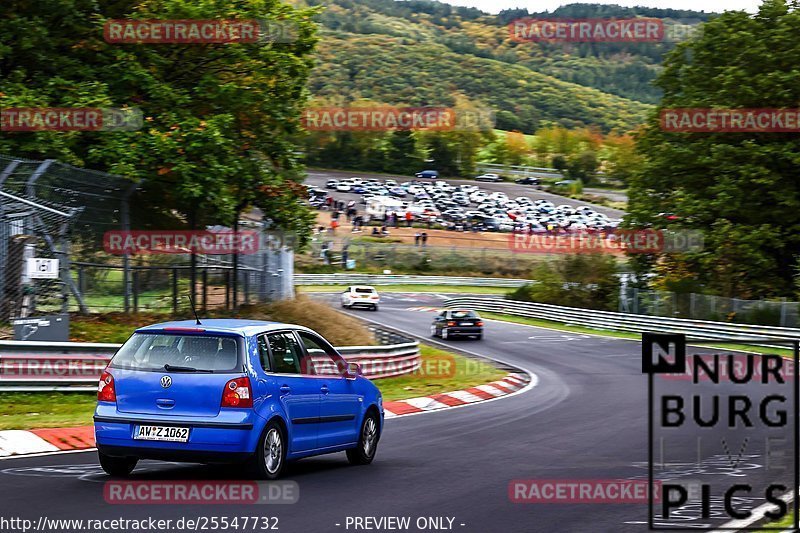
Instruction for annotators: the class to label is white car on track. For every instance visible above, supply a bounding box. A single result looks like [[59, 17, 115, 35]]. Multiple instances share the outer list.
[[341, 286, 381, 311]]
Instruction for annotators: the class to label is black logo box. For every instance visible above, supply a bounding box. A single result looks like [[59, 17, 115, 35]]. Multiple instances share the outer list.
[[642, 333, 799, 531]]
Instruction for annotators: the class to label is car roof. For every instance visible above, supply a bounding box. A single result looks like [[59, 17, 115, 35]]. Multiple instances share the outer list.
[[135, 319, 316, 337], [350, 285, 377, 290]]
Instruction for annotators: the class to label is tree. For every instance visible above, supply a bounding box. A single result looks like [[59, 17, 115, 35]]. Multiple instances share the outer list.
[[566, 150, 599, 184], [1, 0, 320, 300], [627, 0, 800, 298]]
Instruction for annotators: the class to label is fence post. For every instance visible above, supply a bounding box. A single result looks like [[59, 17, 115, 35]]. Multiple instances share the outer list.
[[780, 298, 788, 327], [132, 270, 139, 314], [244, 272, 250, 305], [224, 270, 231, 310], [202, 269, 208, 313], [78, 266, 85, 296], [172, 268, 178, 314]]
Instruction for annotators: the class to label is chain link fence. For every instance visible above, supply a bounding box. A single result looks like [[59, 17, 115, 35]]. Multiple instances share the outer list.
[[620, 287, 800, 328], [0, 155, 295, 326]]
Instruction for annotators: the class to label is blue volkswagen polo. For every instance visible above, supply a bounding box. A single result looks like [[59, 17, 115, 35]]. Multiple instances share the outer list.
[[94, 319, 383, 479]]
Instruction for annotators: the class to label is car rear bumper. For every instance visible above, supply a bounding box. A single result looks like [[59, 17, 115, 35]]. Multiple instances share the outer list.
[[444, 327, 483, 336], [346, 299, 379, 307], [94, 411, 260, 457], [97, 444, 252, 463]]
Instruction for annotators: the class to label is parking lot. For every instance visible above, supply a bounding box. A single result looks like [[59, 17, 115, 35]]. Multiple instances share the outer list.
[[306, 170, 623, 233]]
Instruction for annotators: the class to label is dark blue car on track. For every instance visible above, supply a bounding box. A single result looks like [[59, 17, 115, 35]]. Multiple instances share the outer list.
[[94, 319, 383, 479]]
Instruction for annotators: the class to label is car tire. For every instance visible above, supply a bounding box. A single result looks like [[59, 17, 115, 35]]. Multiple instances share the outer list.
[[347, 411, 379, 466], [442, 328, 449, 340], [372, 305, 379, 311], [250, 420, 287, 480], [98, 451, 137, 477], [474, 334, 483, 340]]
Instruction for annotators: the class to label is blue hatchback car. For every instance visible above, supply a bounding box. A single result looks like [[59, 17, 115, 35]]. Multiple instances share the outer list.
[[94, 319, 384, 479]]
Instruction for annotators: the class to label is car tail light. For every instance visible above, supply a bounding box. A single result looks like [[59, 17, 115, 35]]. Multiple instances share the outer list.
[[370, 295, 379, 299], [447, 321, 456, 326], [221, 377, 253, 408], [98, 371, 116, 402], [476, 321, 484, 326]]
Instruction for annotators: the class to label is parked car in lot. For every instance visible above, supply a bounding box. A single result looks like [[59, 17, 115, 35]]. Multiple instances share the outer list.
[[326, 179, 339, 189], [95, 320, 383, 479], [475, 173, 502, 182], [431, 309, 484, 340], [515, 177, 540, 185], [415, 170, 439, 179], [340, 286, 381, 310]]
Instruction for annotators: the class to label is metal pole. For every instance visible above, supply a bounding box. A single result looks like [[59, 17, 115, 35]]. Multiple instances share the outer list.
[[202, 268, 208, 313], [132, 269, 139, 313], [172, 268, 178, 314]]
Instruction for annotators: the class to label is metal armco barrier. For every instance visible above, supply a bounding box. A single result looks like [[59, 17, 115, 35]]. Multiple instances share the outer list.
[[295, 274, 530, 288], [444, 297, 800, 342], [0, 331, 420, 392]]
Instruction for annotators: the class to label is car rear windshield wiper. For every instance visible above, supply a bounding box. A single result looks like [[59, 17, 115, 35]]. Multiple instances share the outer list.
[[163, 364, 212, 373]]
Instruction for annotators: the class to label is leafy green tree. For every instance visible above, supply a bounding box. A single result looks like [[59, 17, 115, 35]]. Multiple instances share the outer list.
[[566, 150, 599, 184], [627, 0, 800, 298]]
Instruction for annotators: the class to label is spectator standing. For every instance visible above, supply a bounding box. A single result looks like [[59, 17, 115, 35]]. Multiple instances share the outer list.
[[414, 232, 421, 246], [421, 232, 428, 247], [405, 211, 413, 227]]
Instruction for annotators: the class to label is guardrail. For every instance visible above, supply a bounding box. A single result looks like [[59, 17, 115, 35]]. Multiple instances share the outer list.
[[295, 274, 529, 288], [444, 297, 800, 342], [0, 328, 420, 391]]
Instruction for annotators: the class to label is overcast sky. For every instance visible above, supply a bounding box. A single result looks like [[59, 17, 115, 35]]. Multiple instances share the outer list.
[[440, 0, 761, 14]]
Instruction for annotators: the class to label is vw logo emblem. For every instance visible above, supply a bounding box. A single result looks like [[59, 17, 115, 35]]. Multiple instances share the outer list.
[[160, 375, 172, 389]]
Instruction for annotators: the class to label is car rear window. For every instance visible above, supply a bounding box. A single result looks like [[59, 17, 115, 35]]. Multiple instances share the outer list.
[[110, 333, 242, 373], [451, 310, 479, 319], [355, 288, 375, 294]]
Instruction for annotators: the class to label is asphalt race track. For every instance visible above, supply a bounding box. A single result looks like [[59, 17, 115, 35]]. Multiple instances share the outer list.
[[0, 292, 793, 533]]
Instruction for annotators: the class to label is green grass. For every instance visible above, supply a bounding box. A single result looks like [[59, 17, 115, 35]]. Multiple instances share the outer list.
[[0, 345, 508, 430], [373, 344, 508, 402], [297, 284, 510, 295], [480, 312, 795, 356], [0, 392, 97, 430]]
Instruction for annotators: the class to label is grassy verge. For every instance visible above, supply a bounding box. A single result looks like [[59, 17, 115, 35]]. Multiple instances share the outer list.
[[480, 312, 794, 356], [0, 345, 508, 430], [0, 392, 97, 430], [373, 344, 508, 402], [298, 284, 510, 295]]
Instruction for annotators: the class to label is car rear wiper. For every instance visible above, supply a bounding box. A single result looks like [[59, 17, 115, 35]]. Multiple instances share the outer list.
[[163, 364, 212, 373]]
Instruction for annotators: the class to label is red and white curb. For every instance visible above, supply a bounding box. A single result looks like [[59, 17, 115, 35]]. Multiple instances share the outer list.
[[383, 372, 533, 418], [0, 426, 95, 457], [0, 373, 534, 457]]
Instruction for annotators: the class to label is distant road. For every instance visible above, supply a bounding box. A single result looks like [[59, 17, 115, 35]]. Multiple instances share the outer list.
[[306, 169, 626, 218]]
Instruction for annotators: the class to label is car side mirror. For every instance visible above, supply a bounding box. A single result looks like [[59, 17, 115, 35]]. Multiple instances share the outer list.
[[344, 362, 361, 379]]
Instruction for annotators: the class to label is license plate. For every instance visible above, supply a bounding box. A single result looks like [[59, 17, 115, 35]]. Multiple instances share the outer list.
[[460, 322, 473, 326], [134, 425, 189, 442]]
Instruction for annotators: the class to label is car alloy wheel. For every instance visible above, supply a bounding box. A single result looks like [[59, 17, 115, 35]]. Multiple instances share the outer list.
[[362, 417, 377, 456], [430, 325, 437, 337], [442, 328, 449, 339], [347, 411, 379, 465], [264, 427, 282, 475]]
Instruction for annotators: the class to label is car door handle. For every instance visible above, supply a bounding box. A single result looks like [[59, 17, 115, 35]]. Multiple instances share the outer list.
[[280, 385, 291, 394], [320, 385, 329, 394]]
